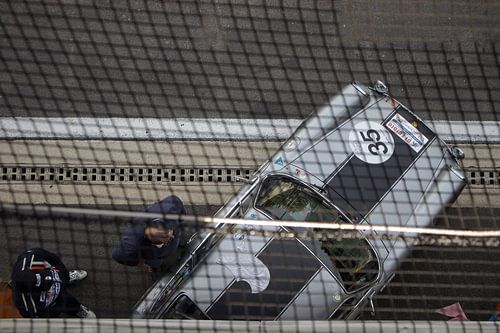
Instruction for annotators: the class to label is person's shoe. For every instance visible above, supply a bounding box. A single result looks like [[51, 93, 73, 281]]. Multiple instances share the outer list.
[[76, 304, 96, 319], [69, 270, 88, 283]]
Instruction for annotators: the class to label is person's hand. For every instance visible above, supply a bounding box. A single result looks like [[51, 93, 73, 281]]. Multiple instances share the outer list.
[[145, 265, 156, 274]]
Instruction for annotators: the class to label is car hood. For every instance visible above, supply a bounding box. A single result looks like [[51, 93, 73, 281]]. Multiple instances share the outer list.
[[261, 97, 448, 222]]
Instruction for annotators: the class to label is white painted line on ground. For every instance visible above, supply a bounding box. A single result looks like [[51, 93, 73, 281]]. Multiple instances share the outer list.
[[429, 121, 500, 143], [0, 118, 499, 143], [0, 118, 298, 140]]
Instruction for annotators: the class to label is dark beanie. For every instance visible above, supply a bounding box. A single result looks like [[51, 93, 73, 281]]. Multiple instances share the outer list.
[[140, 195, 186, 228]]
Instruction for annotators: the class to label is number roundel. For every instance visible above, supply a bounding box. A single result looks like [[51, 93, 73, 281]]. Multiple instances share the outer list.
[[349, 121, 395, 164]]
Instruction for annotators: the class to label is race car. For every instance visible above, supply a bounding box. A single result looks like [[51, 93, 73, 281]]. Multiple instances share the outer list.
[[133, 81, 467, 320]]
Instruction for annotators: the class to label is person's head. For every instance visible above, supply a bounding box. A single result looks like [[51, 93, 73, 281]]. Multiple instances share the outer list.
[[142, 195, 185, 246], [144, 218, 176, 246]]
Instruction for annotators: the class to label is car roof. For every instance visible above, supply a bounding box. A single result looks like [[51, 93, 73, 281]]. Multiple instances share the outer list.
[[204, 237, 324, 320]]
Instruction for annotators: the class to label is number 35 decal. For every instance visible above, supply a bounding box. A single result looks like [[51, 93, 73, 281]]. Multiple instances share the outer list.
[[359, 129, 389, 155], [349, 121, 395, 164]]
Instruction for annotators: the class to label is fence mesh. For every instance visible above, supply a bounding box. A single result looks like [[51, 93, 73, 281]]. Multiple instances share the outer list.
[[0, 0, 499, 331]]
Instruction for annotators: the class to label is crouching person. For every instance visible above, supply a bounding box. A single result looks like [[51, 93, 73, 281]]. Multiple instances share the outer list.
[[112, 195, 186, 280], [11, 248, 95, 318]]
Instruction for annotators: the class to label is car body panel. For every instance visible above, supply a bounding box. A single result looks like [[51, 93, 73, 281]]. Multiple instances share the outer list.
[[279, 267, 346, 320], [133, 81, 467, 320], [181, 225, 275, 314], [207, 237, 322, 320]]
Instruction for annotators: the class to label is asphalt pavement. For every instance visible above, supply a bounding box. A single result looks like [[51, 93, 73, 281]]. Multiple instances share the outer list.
[[0, 1, 499, 121], [0, 0, 499, 323]]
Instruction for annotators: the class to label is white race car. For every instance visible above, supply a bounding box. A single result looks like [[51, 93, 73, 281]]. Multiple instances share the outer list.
[[134, 81, 467, 320]]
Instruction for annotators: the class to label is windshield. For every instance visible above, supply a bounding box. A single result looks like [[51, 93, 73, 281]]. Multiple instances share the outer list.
[[255, 175, 378, 291], [255, 176, 341, 222]]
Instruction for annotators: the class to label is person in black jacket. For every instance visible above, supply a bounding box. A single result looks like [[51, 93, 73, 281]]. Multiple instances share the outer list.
[[112, 195, 187, 279], [11, 248, 95, 318]]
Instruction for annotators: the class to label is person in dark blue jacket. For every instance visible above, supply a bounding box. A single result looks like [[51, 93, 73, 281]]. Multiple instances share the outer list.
[[112, 195, 187, 278], [11, 248, 95, 318]]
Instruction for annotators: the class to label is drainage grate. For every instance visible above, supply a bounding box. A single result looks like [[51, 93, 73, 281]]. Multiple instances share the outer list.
[[466, 169, 500, 186], [0, 166, 496, 187], [0, 166, 253, 184]]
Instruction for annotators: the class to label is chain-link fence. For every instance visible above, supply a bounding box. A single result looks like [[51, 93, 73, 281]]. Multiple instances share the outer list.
[[0, 1, 499, 331]]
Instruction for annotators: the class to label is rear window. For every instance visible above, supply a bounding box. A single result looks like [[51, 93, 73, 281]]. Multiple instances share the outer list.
[[320, 237, 379, 292]]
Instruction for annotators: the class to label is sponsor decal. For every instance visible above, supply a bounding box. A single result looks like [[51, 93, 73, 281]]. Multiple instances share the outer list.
[[349, 121, 395, 164], [43, 269, 61, 306], [274, 156, 284, 167], [284, 138, 300, 152], [45, 282, 60, 306], [386, 114, 428, 152], [216, 254, 270, 294], [234, 233, 245, 240], [248, 211, 258, 219], [388, 98, 398, 108], [182, 267, 190, 279], [234, 224, 255, 240], [216, 237, 271, 295], [294, 167, 306, 179], [243, 224, 255, 231]]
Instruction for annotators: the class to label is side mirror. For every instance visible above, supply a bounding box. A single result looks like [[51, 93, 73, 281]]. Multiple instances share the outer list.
[[373, 80, 389, 95], [451, 146, 465, 160]]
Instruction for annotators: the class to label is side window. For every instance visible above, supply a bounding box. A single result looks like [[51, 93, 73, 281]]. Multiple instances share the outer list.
[[238, 193, 253, 217], [163, 294, 209, 319]]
